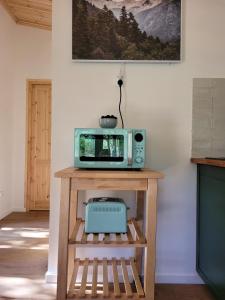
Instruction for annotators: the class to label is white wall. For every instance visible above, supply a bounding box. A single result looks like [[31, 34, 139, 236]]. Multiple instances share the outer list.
[[0, 7, 52, 216], [11, 26, 52, 211], [47, 0, 225, 283], [0, 7, 15, 219]]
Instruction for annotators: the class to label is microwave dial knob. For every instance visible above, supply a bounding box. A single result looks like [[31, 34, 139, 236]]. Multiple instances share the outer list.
[[135, 156, 143, 164], [135, 133, 143, 142]]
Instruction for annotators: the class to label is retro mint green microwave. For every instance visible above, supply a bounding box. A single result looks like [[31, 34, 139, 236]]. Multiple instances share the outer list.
[[74, 128, 146, 169]]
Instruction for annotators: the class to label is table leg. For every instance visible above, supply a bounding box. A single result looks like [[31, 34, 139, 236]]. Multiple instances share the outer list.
[[57, 178, 71, 300], [135, 191, 145, 275], [144, 179, 158, 300], [67, 189, 78, 290]]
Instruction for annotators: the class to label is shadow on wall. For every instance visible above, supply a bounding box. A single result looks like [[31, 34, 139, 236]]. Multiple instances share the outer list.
[[127, 104, 181, 170]]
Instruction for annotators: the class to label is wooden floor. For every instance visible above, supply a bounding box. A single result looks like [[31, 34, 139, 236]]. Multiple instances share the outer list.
[[0, 212, 215, 300], [0, 212, 55, 300]]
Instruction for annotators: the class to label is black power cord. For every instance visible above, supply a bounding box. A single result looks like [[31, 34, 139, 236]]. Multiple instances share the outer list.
[[117, 79, 124, 129]]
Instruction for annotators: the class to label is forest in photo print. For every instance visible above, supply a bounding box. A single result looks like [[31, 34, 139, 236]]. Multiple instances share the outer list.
[[72, 0, 181, 61]]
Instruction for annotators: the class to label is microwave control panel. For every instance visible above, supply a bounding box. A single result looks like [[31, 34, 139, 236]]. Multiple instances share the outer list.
[[133, 130, 145, 167]]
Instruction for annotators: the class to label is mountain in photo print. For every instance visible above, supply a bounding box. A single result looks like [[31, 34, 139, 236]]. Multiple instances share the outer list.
[[72, 0, 181, 61]]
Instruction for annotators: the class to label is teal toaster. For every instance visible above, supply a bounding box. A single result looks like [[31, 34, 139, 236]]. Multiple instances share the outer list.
[[85, 197, 127, 233]]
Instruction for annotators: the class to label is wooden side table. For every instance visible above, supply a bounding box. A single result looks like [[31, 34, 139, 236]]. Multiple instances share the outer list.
[[55, 168, 163, 300]]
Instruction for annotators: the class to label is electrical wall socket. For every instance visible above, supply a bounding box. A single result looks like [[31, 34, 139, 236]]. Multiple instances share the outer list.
[[116, 64, 126, 86], [117, 74, 123, 80]]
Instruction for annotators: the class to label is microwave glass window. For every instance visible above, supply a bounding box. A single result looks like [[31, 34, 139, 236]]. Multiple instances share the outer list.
[[80, 134, 124, 161]]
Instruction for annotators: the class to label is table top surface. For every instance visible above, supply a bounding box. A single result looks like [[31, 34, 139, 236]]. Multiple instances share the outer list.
[[55, 167, 164, 179], [191, 158, 225, 168]]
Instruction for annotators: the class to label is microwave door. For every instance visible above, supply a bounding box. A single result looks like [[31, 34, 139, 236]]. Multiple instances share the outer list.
[[127, 131, 133, 166], [99, 135, 124, 162], [95, 138, 103, 158], [80, 134, 125, 163]]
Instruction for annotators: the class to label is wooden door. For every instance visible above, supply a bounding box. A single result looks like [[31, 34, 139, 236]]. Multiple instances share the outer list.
[[26, 80, 51, 210]]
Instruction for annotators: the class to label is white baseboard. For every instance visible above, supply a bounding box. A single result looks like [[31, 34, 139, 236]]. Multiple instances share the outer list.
[[0, 208, 28, 220], [0, 209, 13, 220], [45, 271, 204, 285], [45, 271, 57, 283], [12, 207, 26, 212], [156, 273, 204, 284]]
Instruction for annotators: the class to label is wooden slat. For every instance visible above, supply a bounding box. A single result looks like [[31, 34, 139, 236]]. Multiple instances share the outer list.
[[132, 219, 145, 243], [91, 258, 98, 298], [93, 233, 99, 244], [68, 258, 145, 299], [68, 296, 146, 300], [103, 233, 110, 244], [72, 178, 148, 191], [69, 219, 149, 247], [121, 258, 133, 298], [68, 259, 80, 297], [79, 258, 89, 298], [72, 242, 146, 248], [56, 168, 164, 179], [112, 257, 121, 298], [102, 258, 109, 297], [116, 233, 122, 243], [126, 225, 133, 243], [130, 258, 145, 298], [81, 230, 88, 244], [76, 258, 131, 266], [70, 218, 81, 241], [69, 220, 147, 247]]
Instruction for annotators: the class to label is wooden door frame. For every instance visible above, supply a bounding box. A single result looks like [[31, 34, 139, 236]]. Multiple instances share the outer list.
[[25, 79, 52, 211]]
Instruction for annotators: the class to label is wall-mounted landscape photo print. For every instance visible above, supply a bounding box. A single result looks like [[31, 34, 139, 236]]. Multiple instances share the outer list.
[[72, 0, 181, 61]]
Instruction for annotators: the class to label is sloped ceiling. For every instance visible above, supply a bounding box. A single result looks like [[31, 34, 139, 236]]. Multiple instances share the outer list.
[[1, 0, 52, 30]]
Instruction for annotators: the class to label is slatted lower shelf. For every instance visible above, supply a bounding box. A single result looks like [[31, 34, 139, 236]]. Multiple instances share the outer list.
[[67, 257, 145, 299], [69, 219, 146, 247]]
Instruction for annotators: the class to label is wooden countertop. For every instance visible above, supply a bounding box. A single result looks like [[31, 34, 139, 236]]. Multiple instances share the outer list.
[[55, 167, 164, 179], [191, 158, 225, 168]]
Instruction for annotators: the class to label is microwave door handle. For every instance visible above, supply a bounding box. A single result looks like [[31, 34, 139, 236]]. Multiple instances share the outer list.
[[128, 132, 133, 165]]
